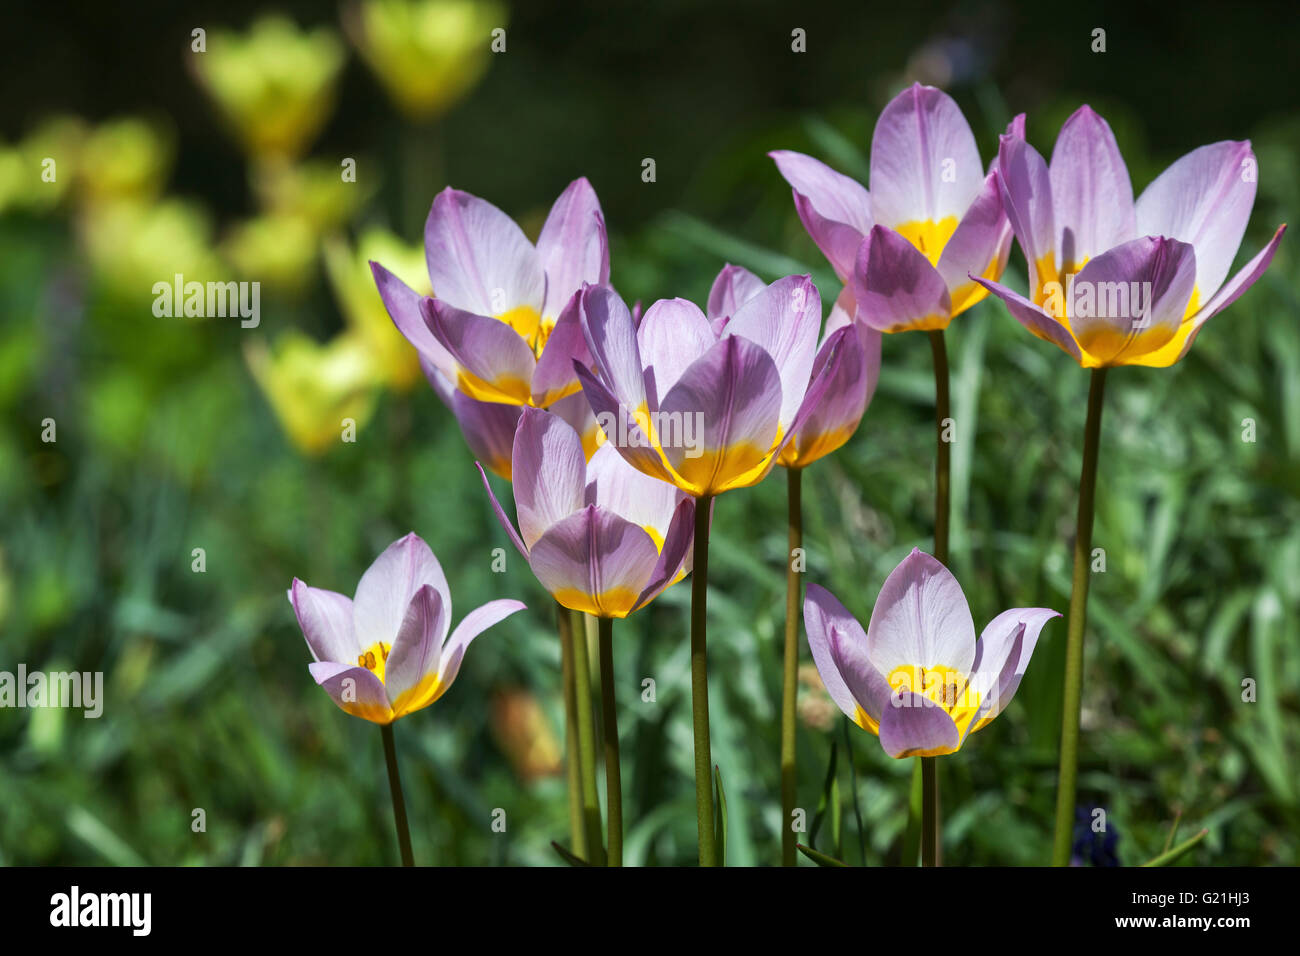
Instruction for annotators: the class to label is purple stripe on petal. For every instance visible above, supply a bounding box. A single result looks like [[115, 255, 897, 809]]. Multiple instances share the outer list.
[[974, 277, 1083, 363], [579, 283, 652, 414], [804, 583, 867, 722], [967, 607, 1060, 731], [370, 261, 453, 372], [997, 135, 1056, 293], [574, 361, 678, 484], [424, 297, 538, 403], [529, 506, 660, 618], [532, 292, 593, 407], [632, 497, 696, 611], [511, 407, 588, 548], [724, 275, 821, 431], [783, 319, 877, 469]]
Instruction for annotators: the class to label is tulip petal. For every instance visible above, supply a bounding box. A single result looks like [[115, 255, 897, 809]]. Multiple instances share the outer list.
[[289, 579, 358, 664], [637, 297, 717, 406], [353, 533, 452, 648], [804, 583, 891, 730], [658, 335, 784, 495], [974, 277, 1084, 363], [878, 691, 961, 758], [423, 298, 537, 404], [869, 83, 983, 230], [1069, 235, 1197, 366], [997, 135, 1057, 294], [384, 584, 446, 710], [707, 263, 766, 319], [573, 361, 678, 484], [537, 177, 609, 320], [632, 497, 696, 610], [967, 607, 1060, 732], [769, 150, 873, 280], [580, 283, 653, 413], [532, 293, 592, 407], [529, 506, 660, 618], [371, 261, 453, 371], [436, 599, 526, 690], [724, 275, 820, 431], [511, 407, 588, 549], [852, 225, 953, 332], [1135, 140, 1258, 301], [424, 187, 544, 317], [585, 441, 683, 546], [477, 462, 529, 558], [426, 364, 520, 480], [781, 318, 877, 469], [865, 548, 975, 679], [1049, 106, 1136, 268], [309, 661, 392, 724], [936, 171, 1012, 315]]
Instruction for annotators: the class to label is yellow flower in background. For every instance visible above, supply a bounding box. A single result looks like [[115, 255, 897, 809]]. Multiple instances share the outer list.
[[245, 331, 380, 455], [77, 117, 173, 207], [191, 16, 345, 160], [0, 115, 86, 213], [325, 228, 428, 390], [490, 689, 563, 782], [346, 0, 504, 121], [223, 212, 319, 294], [79, 198, 223, 305], [250, 157, 375, 233]]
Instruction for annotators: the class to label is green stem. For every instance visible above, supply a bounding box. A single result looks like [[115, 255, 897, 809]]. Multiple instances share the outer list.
[[691, 494, 718, 866], [780, 466, 803, 866], [922, 328, 951, 870], [556, 601, 585, 858], [902, 759, 922, 865], [598, 616, 623, 866], [570, 610, 605, 865], [1052, 366, 1108, 866], [380, 723, 414, 867], [921, 756, 940, 866], [928, 329, 951, 566]]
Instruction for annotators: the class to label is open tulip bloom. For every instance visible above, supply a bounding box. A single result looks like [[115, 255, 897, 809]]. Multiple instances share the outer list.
[[805, 550, 1059, 758], [479, 406, 695, 620], [806, 549, 1059, 866], [290, 533, 525, 725], [969, 106, 1285, 865], [478, 406, 697, 864], [371, 178, 609, 474], [289, 532, 524, 865], [975, 105, 1286, 369]]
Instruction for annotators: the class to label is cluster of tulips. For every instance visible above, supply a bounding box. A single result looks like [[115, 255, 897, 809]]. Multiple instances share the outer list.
[[288, 83, 1284, 866]]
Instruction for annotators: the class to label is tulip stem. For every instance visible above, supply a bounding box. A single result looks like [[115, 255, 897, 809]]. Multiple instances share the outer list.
[[1052, 366, 1108, 866], [597, 616, 623, 866], [556, 602, 585, 858], [691, 494, 718, 866], [921, 755, 940, 867], [781, 466, 803, 867], [570, 610, 605, 864], [380, 723, 414, 867], [927, 329, 951, 566]]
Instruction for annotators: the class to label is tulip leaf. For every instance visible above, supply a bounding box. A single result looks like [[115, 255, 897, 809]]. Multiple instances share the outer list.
[[550, 841, 592, 867], [796, 844, 849, 867], [1141, 828, 1209, 867], [713, 764, 728, 867]]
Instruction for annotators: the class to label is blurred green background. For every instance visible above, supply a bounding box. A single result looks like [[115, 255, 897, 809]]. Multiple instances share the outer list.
[[2, 0, 1297, 865]]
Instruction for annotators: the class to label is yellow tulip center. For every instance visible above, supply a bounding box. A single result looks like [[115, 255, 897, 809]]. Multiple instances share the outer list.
[[894, 216, 959, 267], [357, 641, 391, 684], [495, 305, 555, 358], [886, 663, 982, 740]]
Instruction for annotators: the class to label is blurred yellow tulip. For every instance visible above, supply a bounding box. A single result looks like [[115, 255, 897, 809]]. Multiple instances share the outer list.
[[250, 157, 375, 233], [79, 198, 223, 306], [77, 117, 173, 207], [346, 0, 504, 121], [0, 115, 86, 213], [324, 228, 428, 390], [191, 16, 345, 160], [222, 212, 319, 294], [245, 331, 380, 455]]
